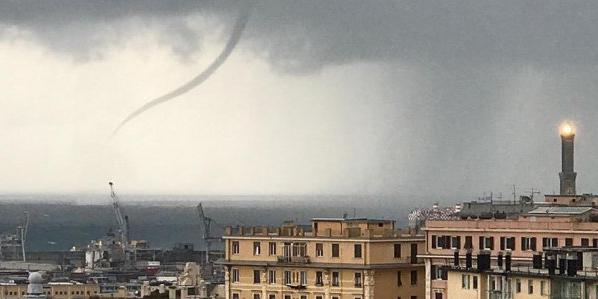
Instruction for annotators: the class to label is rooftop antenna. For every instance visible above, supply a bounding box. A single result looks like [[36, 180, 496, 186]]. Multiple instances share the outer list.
[[512, 185, 517, 204]]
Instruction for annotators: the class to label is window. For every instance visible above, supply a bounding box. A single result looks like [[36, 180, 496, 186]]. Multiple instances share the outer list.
[[521, 237, 537, 251], [253, 294, 261, 299], [516, 279, 521, 293], [464, 236, 473, 249], [232, 241, 240, 255], [332, 243, 340, 257], [543, 237, 559, 248], [268, 270, 277, 284], [434, 235, 451, 249], [232, 268, 240, 283], [316, 296, 323, 299], [232, 293, 240, 299], [284, 295, 291, 299], [566, 238, 573, 246], [472, 276, 478, 289], [490, 276, 499, 291], [315, 271, 323, 286], [316, 243, 324, 257], [354, 244, 362, 258], [410, 243, 418, 264], [300, 296, 307, 299], [410, 270, 417, 285], [332, 296, 340, 299], [479, 236, 494, 250], [254, 242, 261, 255], [300, 271, 307, 285], [528, 280, 534, 294], [411, 296, 417, 299], [582, 238, 589, 247], [269, 295, 276, 299], [461, 274, 470, 289], [284, 271, 291, 284], [397, 271, 402, 286], [394, 244, 401, 258], [332, 271, 340, 286], [354, 272, 362, 287], [500, 237, 515, 250], [541, 280, 547, 295], [269, 242, 277, 255], [593, 238, 598, 248], [253, 270, 261, 283], [292, 242, 307, 257], [451, 236, 461, 249]]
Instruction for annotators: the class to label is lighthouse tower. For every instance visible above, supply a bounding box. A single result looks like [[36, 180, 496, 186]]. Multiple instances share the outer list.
[[559, 123, 577, 195]]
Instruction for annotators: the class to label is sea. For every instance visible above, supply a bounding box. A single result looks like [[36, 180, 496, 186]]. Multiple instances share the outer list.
[[0, 194, 448, 251]]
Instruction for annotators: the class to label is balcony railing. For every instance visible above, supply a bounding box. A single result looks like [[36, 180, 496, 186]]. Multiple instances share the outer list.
[[285, 283, 307, 289], [277, 255, 310, 264]]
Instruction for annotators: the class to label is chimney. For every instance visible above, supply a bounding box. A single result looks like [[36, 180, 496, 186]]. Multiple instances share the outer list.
[[477, 251, 491, 271], [559, 122, 577, 195], [546, 253, 556, 275], [453, 250, 459, 267], [567, 253, 578, 276], [532, 253, 543, 269], [465, 250, 472, 269]]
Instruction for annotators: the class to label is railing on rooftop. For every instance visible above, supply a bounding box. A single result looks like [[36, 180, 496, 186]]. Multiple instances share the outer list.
[[439, 261, 598, 278], [277, 256, 310, 264]]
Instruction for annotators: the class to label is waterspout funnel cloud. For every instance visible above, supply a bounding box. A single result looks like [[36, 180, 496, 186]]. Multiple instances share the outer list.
[[112, 2, 253, 137]]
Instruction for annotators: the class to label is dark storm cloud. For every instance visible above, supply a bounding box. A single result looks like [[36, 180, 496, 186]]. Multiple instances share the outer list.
[[2, 1, 598, 197], [2, 1, 598, 70], [0, 0, 235, 61]]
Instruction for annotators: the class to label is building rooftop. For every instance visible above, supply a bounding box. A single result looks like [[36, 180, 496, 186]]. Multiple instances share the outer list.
[[527, 206, 594, 216], [311, 217, 393, 223], [223, 217, 422, 240]]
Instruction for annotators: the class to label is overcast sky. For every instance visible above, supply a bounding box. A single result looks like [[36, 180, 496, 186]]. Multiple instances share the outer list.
[[1, 0, 598, 198]]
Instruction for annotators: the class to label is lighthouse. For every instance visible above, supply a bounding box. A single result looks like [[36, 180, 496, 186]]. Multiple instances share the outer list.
[[559, 122, 577, 195]]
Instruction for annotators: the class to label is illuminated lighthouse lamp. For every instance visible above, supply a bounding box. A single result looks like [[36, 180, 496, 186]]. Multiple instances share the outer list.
[[559, 122, 576, 137]]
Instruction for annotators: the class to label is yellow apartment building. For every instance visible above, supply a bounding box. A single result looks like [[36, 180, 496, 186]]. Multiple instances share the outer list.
[[221, 218, 425, 299]]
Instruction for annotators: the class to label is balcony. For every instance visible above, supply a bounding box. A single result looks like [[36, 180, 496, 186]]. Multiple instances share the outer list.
[[394, 256, 424, 264], [277, 255, 310, 264], [285, 283, 307, 289]]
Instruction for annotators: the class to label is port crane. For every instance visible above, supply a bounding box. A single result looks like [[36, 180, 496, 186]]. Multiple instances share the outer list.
[[109, 182, 129, 255], [20, 211, 29, 262], [196, 203, 219, 267]]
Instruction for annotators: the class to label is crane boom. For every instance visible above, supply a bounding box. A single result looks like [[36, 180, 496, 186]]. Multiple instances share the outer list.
[[109, 182, 128, 250], [196, 203, 213, 266], [21, 211, 29, 262]]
